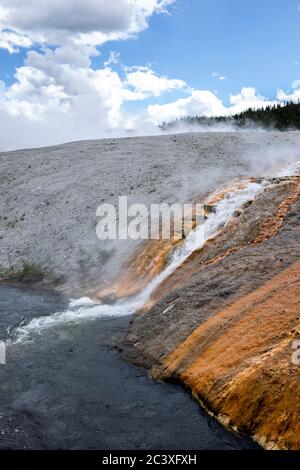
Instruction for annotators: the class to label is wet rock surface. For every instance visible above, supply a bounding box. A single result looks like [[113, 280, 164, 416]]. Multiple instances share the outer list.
[[123, 178, 300, 449], [1, 132, 300, 450]]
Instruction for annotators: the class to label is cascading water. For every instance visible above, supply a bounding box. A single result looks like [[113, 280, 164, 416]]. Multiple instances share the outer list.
[[13, 179, 268, 343], [12, 156, 300, 343], [139, 181, 264, 298]]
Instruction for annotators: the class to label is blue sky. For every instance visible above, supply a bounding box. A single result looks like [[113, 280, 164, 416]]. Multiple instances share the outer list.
[[95, 0, 300, 105], [0, 0, 299, 149]]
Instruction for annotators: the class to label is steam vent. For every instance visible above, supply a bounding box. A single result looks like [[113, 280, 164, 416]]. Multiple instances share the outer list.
[[122, 175, 300, 450]]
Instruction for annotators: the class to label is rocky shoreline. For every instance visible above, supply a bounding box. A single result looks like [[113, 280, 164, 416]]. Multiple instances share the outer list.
[[122, 175, 300, 449], [1, 132, 300, 450]]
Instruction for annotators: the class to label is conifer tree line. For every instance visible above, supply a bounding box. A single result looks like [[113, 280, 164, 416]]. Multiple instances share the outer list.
[[160, 101, 300, 131]]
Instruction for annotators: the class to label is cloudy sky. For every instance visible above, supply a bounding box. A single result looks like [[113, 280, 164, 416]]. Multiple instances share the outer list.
[[0, 0, 300, 150]]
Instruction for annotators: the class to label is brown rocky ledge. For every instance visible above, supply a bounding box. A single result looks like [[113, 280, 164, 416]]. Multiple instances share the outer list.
[[122, 175, 300, 450]]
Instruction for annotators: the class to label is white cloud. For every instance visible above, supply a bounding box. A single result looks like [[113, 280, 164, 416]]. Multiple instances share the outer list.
[[212, 72, 226, 81], [229, 87, 277, 113], [0, 0, 181, 149], [147, 87, 279, 124], [292, 80, 300, 89], [0, 79, 5, 98], [125, 66, 187, 98], [277, 83, 300, 103], [0, 0, 175, 52], [0, 43, 189, 149], [0, 30, 32, 53], [2, 60, 299, 150], [1, 41, 300, 152], [0, 4, 299, 155], [104, 51, 120, 67], [148, 90, 226, 123], [1, 48, 186, 119], [1, 47, 134, 127]]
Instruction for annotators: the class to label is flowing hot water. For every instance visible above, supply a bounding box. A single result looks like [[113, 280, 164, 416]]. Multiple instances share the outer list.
[[13, 179, 269, 343]]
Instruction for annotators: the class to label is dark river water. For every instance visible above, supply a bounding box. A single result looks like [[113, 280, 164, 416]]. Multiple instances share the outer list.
[[0, 284, 259, 450]]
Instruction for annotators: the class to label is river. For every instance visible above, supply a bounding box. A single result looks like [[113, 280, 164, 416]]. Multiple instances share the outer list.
[[0, 284, 258, 450]]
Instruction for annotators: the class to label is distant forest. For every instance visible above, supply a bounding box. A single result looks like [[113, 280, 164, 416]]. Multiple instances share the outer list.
[[160, 101, 300, 131]]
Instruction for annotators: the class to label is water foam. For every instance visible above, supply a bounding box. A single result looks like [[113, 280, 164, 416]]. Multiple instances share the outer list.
[[13, 179, 267, 343], [12, 296, 138, 343], [10, 154, 300, 343], [138, 180, 264, 302]]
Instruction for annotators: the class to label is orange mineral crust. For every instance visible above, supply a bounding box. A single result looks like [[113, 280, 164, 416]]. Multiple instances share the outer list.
[[124, 176, 300, 449], [97, 177, 299, 303], [95, 185, 237, 301], [157, 261, 300, 449], [144, 177, 300, 309]]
